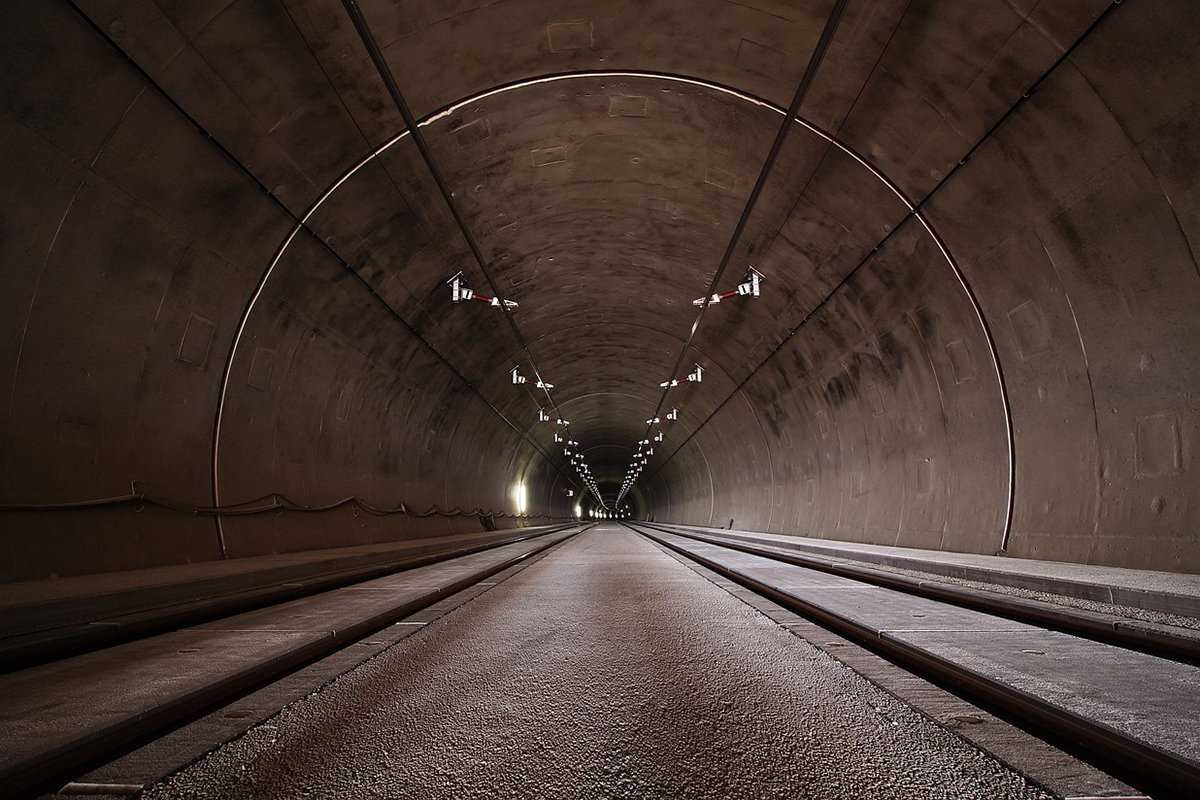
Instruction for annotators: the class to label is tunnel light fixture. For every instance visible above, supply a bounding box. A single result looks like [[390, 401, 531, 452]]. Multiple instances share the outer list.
[[691, 267, 764, 307], [447, 271, 518, 309], [654, 431, 664, 442], [538, 409, 550, 422], [510, 366, 553, 389], [554, 432, 563, 443], [666, 408, 678, 420], [645, 417, 659, 425], [659, 363, 704, 388]]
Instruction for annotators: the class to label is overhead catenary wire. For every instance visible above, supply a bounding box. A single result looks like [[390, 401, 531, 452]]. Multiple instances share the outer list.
[[61, 0, 585, 556], [637, 0, 1127, 551], [341, 0, 605, 509], [620, 0, 850, 505]]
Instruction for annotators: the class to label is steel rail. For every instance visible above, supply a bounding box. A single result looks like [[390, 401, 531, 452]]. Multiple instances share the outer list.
[[0, 523, 583, 672], [631, 521, 1200, 664], [0, 525, 593, 799], [628, 521, 1200, 799]]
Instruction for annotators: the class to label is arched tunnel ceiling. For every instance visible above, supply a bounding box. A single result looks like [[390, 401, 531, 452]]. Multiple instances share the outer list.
[[303, 70, 910, 477], [193, 0, 1052, 486], [2, 0, 1199, 576]]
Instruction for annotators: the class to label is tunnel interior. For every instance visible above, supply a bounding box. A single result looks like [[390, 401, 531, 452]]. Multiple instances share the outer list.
[[2, 0, 1198, 582]]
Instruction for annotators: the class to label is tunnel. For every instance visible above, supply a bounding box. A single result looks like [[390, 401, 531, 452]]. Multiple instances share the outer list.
[[1, 1, 1199, 797], [2, 0, 1198, 580]]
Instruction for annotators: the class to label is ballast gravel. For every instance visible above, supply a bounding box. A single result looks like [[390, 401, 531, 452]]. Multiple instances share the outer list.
[[145, 525, 1055, 800]]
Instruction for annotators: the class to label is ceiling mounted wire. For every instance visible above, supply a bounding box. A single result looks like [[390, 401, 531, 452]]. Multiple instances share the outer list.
[[620, 0, 849, 503], [639, 0, 1128, 551], [341, 0, 605, 507]]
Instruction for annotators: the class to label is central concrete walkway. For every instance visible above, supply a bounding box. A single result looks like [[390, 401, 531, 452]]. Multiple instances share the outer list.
[[146, 526, 1052, 799]]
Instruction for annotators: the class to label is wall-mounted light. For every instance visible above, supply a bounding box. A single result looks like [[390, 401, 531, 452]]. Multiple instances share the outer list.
[[447, 271, 518, 309], [692, 266, 763, 306], [512, 482, 527, 515], [660, 363, 704, 388], [510, 366, 553, 389]]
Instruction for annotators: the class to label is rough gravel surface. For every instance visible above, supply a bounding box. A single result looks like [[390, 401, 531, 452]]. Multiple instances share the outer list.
[[145, 526, 1055, 799]]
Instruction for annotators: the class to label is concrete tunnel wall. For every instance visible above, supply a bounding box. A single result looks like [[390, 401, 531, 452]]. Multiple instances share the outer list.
[[1, 0, 1197, 582]]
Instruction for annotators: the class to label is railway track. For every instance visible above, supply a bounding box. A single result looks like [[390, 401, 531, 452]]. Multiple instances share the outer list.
[[6, 520, 1195, 799], [0, 524, 591, 799], [0, 522, 586, 672], [626, 521, 1200, 799]]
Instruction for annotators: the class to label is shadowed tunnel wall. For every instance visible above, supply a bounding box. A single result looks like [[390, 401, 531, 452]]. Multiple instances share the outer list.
[[1, 0, 1197, 581]]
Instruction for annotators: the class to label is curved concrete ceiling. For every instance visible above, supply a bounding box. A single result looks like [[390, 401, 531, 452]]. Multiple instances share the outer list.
[[1, 0, 1198, 580]]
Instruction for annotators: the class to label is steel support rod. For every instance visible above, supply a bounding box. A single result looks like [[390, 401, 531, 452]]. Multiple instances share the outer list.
[[621, 0, 849, 503], [340, 0, 602, 505]]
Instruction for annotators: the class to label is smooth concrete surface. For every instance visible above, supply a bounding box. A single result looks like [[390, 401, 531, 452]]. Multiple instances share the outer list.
[[1, 1, 1198, 584], [0, 530, 576, 790], [648, 529, 1200, 770], [142, 525, 1053, 799], [0, 523, 569, 637], [662, 523, 1200, 615]]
